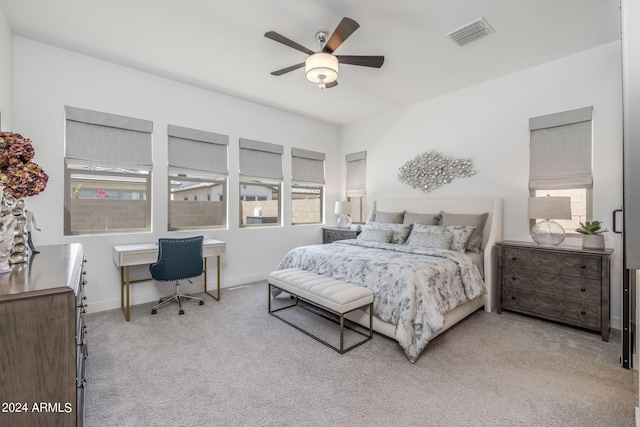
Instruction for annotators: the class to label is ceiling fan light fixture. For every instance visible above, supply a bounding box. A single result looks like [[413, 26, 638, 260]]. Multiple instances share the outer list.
[[305, 53, 338, 88]]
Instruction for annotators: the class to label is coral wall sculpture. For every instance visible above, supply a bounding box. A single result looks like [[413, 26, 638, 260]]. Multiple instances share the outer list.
[[398, 151, 475, 193]]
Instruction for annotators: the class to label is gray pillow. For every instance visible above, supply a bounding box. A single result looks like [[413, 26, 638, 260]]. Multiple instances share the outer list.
[[365, 221, 413, 244], [357, 227, 394, 243], [406, 231, 453, 249], [374, 211, 405, 224], [412, 224, 476, 253], [403, 212, 441, 226], [439, 212, 489, 252]]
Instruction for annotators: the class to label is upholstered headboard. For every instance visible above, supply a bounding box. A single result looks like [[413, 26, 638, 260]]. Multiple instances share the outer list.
[[366, 197, 503, 312]]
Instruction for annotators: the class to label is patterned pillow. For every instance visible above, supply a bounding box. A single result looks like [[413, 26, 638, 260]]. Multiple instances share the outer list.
[[357, 227, 394, 243], [365, 221, 413, 244], [439, 212, 488, 253], [406, 231, 453, 249], [411, 224, 476, 253]]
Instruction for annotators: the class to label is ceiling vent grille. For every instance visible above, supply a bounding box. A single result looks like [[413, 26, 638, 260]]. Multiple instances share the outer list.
[[446, 17, 494, 47]]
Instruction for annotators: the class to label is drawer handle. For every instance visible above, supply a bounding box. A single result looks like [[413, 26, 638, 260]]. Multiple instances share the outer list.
[[581, 287, 586, 292], [511, 276, 517, 281], [581, 265, 586, 269], [511, 295, 517, 300], [511, 257, 517, 261], [581, 310, 586, 315]]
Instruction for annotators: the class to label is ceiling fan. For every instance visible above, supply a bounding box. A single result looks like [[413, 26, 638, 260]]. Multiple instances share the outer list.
[[265, 17, 384, 89]]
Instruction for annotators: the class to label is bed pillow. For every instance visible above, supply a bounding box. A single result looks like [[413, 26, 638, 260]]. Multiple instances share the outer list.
[[373, 211, 405, 224], [411, 224, 476, 253], [402, 212, 441, 226], [365, 221, 413, 244], [357, 227, 394, 243], [439, 212, 488, 253], [406, 231, 453, 250]]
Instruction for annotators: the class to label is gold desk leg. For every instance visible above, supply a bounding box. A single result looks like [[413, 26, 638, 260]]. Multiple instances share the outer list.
[[120, 266, 131, 321], [204, 255, 221, 301]]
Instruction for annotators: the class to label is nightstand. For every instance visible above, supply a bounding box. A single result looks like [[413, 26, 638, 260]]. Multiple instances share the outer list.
[[496, 240, 612, 341], [322, 227, 361, 243]]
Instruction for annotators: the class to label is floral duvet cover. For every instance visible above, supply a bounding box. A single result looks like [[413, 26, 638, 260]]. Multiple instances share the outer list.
[[276, 239, 485, 362]]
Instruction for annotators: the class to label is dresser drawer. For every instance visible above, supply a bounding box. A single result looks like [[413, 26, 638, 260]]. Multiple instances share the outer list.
[[322, 228, 360, 243], [501, 267, 601, 302], [501, 287, 600, 331], [502, 247, 601, 279]]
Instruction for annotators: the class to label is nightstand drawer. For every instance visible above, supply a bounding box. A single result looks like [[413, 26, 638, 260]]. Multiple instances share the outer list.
[[322, 227, 360, 243], [501, 268, 601, 301], [501, 287, 600, 330], [502, 247, 601, 279]]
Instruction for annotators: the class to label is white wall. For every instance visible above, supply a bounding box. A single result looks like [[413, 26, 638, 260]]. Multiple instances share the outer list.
[[0, 5, 12, 130], [11, 36, 340, 314], [340, 42, 625, 328]]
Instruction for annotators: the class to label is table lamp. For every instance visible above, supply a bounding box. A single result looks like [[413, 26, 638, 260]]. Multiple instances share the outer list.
[[528, 196, 572, 246], [335, 201, 352, 229]]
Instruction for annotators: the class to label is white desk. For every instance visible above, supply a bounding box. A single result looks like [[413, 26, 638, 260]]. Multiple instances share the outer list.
[[113, 239, 226, 321]]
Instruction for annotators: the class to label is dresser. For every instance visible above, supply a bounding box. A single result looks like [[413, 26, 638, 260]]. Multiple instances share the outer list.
[[496, 241, 612, 341], [0, 244, 87, 427], [322, 226, 361, 243]]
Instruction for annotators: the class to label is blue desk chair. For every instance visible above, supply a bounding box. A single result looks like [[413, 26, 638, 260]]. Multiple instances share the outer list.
[[150, 236, 205, 315]]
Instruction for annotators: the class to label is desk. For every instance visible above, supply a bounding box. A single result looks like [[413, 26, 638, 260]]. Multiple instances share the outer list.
[[113, 239, 226, 321]]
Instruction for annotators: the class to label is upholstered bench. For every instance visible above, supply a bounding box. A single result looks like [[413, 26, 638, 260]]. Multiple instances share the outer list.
[[268, 268, 374, 354]]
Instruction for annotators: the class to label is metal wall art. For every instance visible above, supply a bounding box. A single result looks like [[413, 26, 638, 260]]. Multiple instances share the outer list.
[[398, 150, 476, 193]]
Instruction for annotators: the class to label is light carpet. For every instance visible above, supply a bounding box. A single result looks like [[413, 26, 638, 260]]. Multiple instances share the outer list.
[[85, 281, 637, 426]]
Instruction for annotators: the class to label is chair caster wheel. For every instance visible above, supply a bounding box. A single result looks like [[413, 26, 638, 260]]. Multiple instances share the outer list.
[[199, 300, 204, 305], [179, 309, 184, 315], [151, 309, 157, 314]]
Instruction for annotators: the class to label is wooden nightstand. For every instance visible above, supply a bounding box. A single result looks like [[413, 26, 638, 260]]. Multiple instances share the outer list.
[[322, 227, 361, 243], [496, 240, 612, 341]]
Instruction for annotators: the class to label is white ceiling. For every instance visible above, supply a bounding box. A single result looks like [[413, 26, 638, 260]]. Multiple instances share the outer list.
[[0, 0, 621, 125]]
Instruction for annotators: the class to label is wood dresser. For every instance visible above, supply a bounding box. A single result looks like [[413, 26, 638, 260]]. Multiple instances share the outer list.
[[496, 240, 612, 341], [322, 227, 361, 243], [0, 243, 87, 427]]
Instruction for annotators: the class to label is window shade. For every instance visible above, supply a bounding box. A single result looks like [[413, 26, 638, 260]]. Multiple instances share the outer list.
[[168, 124, 228, 177], [529, 106, 593, 190], [292, 147, 325, 184], [65, 106, 153, 169], [345, 151, 367, 197], [239, 138, 283, 181]]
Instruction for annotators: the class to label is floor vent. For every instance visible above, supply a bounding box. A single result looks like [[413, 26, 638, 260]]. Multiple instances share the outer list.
[[446, 17, 494, 47]]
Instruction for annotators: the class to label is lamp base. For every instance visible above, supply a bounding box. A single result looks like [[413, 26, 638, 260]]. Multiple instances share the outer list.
[[337, 214, 352, 229], [531, 220, 566, 246]]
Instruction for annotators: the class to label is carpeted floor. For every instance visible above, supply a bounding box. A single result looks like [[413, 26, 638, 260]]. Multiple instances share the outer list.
[[85, 282, 637, 426]]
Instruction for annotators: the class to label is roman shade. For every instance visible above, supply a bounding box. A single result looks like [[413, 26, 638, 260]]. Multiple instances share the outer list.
[[239, 138, 283, 181], [65, 106, 152, 169], [529, 106, 593, 190], [345, 151, 367, 197], [168, 124, 228, 177], [291, 147, 325, 184]]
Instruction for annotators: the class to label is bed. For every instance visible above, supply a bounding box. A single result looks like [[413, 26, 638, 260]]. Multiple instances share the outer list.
[[275, 197, 503, 362]]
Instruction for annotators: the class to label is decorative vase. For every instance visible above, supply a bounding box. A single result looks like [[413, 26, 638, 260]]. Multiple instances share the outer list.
[[0, 192, 30, 265], [582, 234, 605, 250]]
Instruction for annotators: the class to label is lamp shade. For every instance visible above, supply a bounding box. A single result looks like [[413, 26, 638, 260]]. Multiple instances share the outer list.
[[335, 201, 351, 215], [528, 196, 572, 220], [305, 53, 339, 86]]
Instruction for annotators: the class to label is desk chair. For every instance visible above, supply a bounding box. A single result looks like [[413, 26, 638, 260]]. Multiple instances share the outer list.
[[150, 236, 205, 315]]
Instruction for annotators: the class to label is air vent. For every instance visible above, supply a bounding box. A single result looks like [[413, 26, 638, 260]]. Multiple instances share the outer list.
[[446, 17, 494, 47]]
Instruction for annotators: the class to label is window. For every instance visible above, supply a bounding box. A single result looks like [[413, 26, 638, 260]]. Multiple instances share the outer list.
[[64, 106, 152, 235], [239, 138, 283, 227], [529, 107, 593, 235], [291, 148, 325, 225], [167, 125, 228, 230], [345, 151, 367, 223]]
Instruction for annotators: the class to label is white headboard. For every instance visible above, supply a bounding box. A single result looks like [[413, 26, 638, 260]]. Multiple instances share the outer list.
[[367, 197, 503, 312]]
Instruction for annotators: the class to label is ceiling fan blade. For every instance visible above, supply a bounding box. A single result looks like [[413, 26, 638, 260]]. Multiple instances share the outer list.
[[265, 31, 315, 56], [270, 63, 305, 76], [325, 81, 338, 89], [322, 17, 360, 54], [336, 55, 385, 68]]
